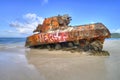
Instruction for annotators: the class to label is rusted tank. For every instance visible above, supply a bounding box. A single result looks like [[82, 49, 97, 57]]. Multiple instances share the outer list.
[[25, 14, 111, 53]]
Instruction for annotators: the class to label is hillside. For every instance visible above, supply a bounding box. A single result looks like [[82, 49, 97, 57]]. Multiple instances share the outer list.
[[111, 33, 120, 38]]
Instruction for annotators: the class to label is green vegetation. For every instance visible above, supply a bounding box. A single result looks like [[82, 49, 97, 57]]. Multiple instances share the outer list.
[[111, 33, 120, 38]]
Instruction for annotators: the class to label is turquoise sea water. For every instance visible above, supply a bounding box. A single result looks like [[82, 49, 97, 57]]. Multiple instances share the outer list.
[[0, 38, 26, 51], [0, 37, 26, 44]]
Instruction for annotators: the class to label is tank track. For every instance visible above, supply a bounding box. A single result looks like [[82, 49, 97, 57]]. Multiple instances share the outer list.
[[31, 39, 109, 56]]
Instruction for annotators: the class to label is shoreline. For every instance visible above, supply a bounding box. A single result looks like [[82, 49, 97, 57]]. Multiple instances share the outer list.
[[0, 40, 120, 80]]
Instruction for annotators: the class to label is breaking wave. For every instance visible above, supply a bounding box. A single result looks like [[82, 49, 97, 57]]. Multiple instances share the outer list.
[[0, 38, 26, 50]]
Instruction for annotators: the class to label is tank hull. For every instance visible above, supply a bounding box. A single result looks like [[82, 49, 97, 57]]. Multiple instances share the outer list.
[[25, 23, 110, 48]]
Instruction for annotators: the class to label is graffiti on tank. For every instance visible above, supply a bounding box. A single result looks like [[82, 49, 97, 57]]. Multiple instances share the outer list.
[[38, 32, 68, 43]]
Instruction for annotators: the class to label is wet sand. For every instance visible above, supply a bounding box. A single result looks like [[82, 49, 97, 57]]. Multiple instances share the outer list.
[[0, 40, 120, 80]]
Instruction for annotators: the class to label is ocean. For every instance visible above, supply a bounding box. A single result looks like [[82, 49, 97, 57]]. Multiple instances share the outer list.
[[0, 37, 26, 44], [0, 38, 26, 51]]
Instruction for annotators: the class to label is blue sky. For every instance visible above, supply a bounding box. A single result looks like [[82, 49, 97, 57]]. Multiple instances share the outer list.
[[0, 0, 120, 37]]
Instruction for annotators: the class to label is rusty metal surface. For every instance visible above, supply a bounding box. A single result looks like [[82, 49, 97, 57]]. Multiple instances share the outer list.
[[33, 14, 71, 33], [25, 22, 111, 47]]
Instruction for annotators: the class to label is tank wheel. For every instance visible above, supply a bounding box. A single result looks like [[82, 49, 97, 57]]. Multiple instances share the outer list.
[[83, 45, 90, 51], [55, 44, 62, 50], [46, 45, 51, 49], [68, 42, 74, 47], [89, 40, 103, 51], [81, 40, 90, 51]]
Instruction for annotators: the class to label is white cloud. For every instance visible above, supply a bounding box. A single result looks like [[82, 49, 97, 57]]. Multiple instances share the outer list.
[[110, 29, 120, 33], [90, 21, 95, 24], [4, 30, 15, 33], [9, 13, 44, 34]]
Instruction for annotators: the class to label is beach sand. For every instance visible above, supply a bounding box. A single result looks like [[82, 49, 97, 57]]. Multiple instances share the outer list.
[[0, 40, 120, 80]]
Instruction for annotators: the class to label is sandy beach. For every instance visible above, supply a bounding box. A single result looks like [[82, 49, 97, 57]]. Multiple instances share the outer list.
[[0, 40, 120, 80]]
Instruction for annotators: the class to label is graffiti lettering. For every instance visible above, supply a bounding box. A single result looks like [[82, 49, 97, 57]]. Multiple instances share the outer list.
[[38, 32, 68, 44]]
